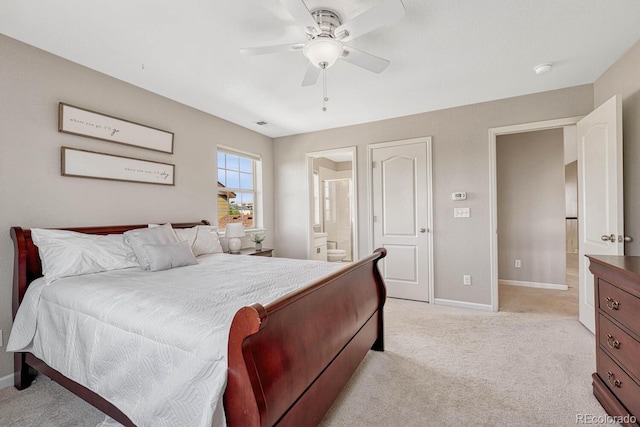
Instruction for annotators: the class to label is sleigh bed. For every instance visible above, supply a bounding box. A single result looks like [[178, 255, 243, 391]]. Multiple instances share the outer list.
[[9, 221, 387, 426]]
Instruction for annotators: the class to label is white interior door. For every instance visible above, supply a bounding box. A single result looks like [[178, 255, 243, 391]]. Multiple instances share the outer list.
[[577, 95, 623, 333], [371, 137, 432, 301]]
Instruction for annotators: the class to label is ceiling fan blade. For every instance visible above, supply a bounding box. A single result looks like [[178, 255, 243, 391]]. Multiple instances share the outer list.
[[279, 0, 320, 35], [240, 43, 304, 56], [335, 0, 406, 42], [342, 46, 390, 73], [301, 63, 321, 86]]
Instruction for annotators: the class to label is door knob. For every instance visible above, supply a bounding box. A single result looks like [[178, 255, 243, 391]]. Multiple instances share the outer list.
[[419, 228, 427, 233], [619, 235, 633, 243], [601, 234, 616, 242]]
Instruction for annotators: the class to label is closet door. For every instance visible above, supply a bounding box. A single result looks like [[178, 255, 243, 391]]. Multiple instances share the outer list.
[[371, 137, 432, 302]]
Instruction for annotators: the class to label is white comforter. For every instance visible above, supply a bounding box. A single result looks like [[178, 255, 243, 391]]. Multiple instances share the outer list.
[[8, 253, 344, 427]]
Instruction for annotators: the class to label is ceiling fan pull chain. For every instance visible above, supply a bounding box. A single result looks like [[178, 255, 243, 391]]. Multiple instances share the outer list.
[[322, 63, 328, 112]]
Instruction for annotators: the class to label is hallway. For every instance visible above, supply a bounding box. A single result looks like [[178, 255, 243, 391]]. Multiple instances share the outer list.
[[499, 252, 578, 317]]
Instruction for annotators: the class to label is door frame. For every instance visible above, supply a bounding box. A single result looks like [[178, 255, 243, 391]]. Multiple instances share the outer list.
[[488, 116, 583, 312], [367, 136, 434, 303]]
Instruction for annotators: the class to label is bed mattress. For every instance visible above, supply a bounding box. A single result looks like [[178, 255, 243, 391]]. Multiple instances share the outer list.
[[8, 253, 344, 427]]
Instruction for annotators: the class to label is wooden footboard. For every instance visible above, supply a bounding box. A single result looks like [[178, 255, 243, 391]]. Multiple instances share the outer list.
[[225, 248, 387, 426], [10, 221, 386, 427]]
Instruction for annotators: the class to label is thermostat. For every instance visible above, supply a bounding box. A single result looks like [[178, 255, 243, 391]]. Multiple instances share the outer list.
[[452, 192, 467, 201]]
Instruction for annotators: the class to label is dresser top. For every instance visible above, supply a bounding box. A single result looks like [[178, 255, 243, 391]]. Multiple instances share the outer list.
[[587, 255, 640, 277]]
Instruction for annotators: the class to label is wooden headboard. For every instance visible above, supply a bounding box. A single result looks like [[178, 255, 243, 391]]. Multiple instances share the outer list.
[[10, 220, 209, 319]]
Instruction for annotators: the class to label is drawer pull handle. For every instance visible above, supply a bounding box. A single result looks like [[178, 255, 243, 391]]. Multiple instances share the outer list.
[[607, 371, 621, 388], [606, 334, 620, 349], [605, 296, 620, 310]]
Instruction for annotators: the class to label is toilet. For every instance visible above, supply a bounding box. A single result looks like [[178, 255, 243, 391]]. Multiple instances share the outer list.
[[327, 241, 347, 262], [327, 249, 347, 262]]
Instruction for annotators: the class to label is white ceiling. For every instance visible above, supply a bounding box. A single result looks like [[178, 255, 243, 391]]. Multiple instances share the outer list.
[[2, 0, 640, 138]]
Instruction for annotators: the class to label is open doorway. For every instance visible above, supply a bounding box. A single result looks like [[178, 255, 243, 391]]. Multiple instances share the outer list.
[[305, 147, 358, 263], [488, 117, 582, 313], [495, 128, 578, 316]]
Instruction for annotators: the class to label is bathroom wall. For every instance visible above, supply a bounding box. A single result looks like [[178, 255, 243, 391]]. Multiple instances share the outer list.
[[323, 176, 353, 261], [314, 158, 353, 261]]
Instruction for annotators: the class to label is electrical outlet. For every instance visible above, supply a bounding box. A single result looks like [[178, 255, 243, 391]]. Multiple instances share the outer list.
[[463, 275, 472, 286], [515, 259, 521, 268]]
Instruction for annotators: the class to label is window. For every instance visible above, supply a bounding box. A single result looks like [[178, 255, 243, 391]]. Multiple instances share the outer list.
[[324, 180, 333, 223], [217, 149, 260, 230]]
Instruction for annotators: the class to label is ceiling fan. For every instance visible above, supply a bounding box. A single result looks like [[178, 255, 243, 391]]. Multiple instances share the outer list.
[[240, 0, 406, 87]]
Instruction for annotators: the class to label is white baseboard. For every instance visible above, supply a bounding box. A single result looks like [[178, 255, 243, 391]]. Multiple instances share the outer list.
[[0, 373, 13, 390], [434, 298, 493, 311], [499, 279, 568, 291]]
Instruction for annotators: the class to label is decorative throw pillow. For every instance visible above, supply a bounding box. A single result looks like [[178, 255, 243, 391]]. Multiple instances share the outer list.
[[173, 226, 197, 246], [192, 226, 223, 256], [174, 225, 223, 256], [31, 228, 139, 285], [123, 223, 180, 270], [143, 241, 198, 271]]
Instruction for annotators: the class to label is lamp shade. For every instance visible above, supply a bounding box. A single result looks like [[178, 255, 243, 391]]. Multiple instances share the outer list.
[[225, 222, 246, 238], [303, 37, 343, 69]]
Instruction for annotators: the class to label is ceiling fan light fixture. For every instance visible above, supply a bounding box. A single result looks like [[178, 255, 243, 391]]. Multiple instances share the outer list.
[[303, 37, 343, 69]]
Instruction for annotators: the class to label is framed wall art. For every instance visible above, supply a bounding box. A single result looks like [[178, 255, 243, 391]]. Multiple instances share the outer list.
[[58, 103, 174, 153], [61, 147, 175, 186]]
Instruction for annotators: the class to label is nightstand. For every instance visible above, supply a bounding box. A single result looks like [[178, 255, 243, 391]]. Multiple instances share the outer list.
[[234, 248, 273, 257]]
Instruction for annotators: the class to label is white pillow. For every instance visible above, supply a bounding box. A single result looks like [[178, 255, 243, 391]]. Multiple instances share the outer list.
[[191, 225, 222, 256], [148, 224, 223, 256], [175, 226, 223, 256], [31, 228, 139, 285], [172, 226, 196, 246], [123, 223, 180, 270], [143, 241, 198, 271]]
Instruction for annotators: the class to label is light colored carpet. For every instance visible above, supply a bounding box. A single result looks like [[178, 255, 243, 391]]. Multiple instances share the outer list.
[[320, 252, 609, 426], [0, 258, 610, 426], [497, 252, 579, 317], [320, 298, 605, 426], [0, 373, 105, 426]]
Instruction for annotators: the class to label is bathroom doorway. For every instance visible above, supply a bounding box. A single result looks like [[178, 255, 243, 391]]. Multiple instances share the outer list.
[[306, 147, 358, 263]]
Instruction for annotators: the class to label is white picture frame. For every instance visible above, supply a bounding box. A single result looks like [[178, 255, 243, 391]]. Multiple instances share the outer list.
[[61, 147, 175, 186], [58, 103, 174, 153]]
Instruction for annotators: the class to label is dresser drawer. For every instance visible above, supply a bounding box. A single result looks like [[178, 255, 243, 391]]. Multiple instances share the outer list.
[[599, 279, 640, 336], [599, 315, 640, 382], [597, 349, 640, 417]]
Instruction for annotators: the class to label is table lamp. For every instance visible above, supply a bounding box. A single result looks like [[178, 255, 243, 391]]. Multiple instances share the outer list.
[[226, 222, 245, 254]]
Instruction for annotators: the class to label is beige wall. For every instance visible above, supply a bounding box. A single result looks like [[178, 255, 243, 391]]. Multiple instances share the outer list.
[[0, 35, 273, 380], [274, 85, 593, 307], [594, 38, 640, 255], [497, 129, 566, 285]]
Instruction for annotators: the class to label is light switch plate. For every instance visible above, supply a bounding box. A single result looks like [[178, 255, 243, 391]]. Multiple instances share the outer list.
[[454, 207, 470, 218]]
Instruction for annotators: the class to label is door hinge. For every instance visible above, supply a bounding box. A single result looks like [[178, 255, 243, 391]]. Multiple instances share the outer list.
[[373, 215, 377, 222], [372, 161, 376, 168]]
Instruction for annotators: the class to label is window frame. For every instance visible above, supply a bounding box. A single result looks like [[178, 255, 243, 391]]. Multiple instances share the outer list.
[[216, 146, 263, 234]]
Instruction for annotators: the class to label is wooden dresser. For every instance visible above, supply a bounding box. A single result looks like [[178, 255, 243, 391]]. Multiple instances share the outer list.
[[587, 255, 640, 426]]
